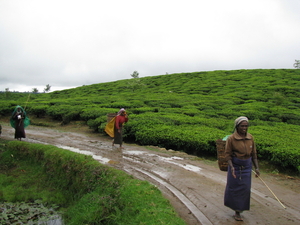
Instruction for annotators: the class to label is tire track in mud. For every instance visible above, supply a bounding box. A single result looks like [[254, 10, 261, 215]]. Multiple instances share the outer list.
[[124, 166, 213, 225], [121, 148, 300, 225], [1, 124, 300, 225]]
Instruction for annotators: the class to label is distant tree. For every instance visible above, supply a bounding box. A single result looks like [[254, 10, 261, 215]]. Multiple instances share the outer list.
[[32, 88, 39, 93], [293, 60, 300, 69], [131, 71, 139, 78], [5, 88, 10, 98], [128, 71, 144, 92], [44, 84, 51, 93]]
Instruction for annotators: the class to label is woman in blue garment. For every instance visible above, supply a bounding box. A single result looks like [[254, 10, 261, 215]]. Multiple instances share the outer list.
[[224, 116, 260, 221]]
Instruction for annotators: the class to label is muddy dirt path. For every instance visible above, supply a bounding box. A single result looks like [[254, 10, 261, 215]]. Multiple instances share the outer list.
[[1, 123, 300, 225]]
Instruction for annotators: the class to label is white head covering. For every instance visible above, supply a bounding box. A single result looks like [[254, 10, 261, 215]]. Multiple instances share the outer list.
[[117, 108, 125, 115], [234, 116, 249, 127]]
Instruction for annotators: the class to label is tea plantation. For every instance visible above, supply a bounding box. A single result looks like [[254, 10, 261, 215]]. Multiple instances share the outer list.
[[1, 69, 299, 173]]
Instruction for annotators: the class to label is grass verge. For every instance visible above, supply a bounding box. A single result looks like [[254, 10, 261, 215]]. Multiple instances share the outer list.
[[0, 139, 186, 225]]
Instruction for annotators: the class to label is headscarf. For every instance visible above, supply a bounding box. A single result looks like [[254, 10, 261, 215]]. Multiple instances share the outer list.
[[10, 105, 30, 128], [11, 105, 26, 117], [234, 116, 249, 128], [117, 108, 126, 116]]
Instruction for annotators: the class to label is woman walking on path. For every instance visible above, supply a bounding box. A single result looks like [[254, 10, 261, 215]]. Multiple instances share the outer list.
[[224, 116, 260, 221], [10, 105, 30, 141], [112, 108, 128, 149]]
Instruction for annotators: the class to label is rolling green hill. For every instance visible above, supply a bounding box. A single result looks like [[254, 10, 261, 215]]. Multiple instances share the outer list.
[[1, 69, 300, 173]]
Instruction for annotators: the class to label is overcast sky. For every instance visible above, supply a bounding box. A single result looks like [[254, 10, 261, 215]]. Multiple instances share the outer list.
[[1, 0, 299, 92]]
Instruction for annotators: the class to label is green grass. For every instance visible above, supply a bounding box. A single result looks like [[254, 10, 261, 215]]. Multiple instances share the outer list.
[[0, 139, 186, 225]]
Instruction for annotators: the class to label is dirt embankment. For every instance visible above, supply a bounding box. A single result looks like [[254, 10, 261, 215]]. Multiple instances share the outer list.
[[1, 121, 300, 225]]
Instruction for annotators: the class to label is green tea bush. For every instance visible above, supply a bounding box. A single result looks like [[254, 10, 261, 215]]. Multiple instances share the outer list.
[[279, 113, 300, 125], [0, 101, 16, 116], [27, 104, 49, 118], [80, 107, 116, 120], [251, 123, 300, 171], [46, 105, 84, 124], [130, 107, 158, 114], [87, 116, 107, 132], [1, 69, 300, 173]]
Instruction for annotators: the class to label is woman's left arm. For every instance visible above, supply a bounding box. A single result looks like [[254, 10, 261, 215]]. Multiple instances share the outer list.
[[252, 140, 260, 176], [252, 158, 260, 177]]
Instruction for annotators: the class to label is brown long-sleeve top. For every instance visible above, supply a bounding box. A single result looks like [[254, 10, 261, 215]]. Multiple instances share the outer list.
[[224, 131, 257, 162]]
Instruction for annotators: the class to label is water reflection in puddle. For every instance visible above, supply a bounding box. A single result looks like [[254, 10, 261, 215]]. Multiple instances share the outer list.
[[54, 147, 202, 173], [125, 150, 202, 173], [55, 145, 110, 164]]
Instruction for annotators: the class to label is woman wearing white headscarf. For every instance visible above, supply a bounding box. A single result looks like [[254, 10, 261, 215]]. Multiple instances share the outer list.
[[112, 108, 128, 149], [224, 116, 260, 221]]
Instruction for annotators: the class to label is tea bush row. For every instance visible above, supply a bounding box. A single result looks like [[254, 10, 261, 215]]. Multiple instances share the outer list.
[[1, 69, 299, 172]]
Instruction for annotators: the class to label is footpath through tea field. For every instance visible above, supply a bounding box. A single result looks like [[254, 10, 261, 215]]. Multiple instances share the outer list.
[[1, 123, 300, 225]]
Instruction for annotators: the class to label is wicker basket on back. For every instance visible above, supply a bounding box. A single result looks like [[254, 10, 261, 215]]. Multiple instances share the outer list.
[[216, 139, 228, 171], [107, 113, 117, 123]]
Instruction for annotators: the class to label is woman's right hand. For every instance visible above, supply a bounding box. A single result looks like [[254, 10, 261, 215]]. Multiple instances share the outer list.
[[228, 160, 236, 179], [231, 167, 236, 179]]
